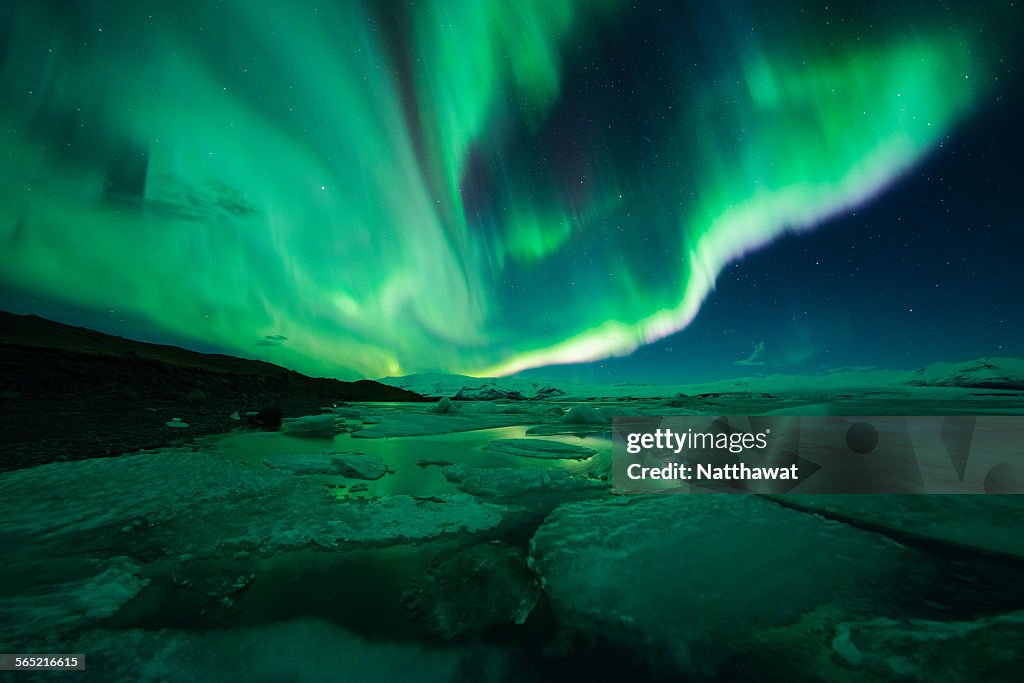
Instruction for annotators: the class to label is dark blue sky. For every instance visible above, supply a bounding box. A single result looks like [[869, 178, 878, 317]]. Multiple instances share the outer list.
[[525, 77, 1024, 385]]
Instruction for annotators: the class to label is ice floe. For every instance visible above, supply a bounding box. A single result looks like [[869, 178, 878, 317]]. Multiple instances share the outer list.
[[0, 556, 148, 646], [281, 413, 342, 438], [263, 452, 388, 479], [0, 451, 508, 559], [442, 464, 603, 499], [483, 438, 596, 460], [528, 495, 906, 675], [764, 494, 1024, 562]]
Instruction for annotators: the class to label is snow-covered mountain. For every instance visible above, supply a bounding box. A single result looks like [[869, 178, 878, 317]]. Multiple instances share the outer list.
[[892, 357, 1024, 390], [376, 372, 566, 400], [380, 357, 1024, 401]]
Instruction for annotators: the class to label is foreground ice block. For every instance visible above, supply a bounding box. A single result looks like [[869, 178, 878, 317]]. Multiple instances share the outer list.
[[0, 451, 509, 559], [529, 495, 907, 675], [764, 494, 1024, 562]]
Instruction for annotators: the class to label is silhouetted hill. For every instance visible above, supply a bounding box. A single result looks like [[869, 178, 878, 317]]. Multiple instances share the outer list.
[[0, 311, 427, 471]]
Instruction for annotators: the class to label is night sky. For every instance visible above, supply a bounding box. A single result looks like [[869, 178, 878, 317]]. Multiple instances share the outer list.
[[1, 1, 1021, 382], [532, 81, 1024, 385]]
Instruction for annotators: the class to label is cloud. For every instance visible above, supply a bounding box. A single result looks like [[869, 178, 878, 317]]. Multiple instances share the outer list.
[[735, 341, 766, 366]]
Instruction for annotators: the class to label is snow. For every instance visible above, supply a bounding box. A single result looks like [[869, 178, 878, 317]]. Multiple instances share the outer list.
[[378, 372, 567, 399], [893, 357, 1024, 391], [373, 357, 1024, 410]]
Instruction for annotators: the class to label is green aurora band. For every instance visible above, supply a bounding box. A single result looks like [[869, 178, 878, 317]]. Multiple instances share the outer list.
[[0, 1, 1016, 379]]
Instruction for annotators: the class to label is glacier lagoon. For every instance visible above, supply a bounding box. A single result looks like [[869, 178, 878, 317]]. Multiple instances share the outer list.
[[1, 0, 1022, 678], [2, 378, 1023, 682]]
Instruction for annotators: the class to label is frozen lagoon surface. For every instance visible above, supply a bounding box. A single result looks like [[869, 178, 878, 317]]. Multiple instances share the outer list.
[[1, 386, 1023, 682]]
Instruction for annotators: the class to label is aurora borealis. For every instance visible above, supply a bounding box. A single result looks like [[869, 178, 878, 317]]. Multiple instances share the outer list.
[[0, 1, 1020, 380]]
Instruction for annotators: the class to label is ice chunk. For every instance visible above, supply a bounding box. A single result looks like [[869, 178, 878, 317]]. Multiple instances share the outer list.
[[0, 450, 288, 539], [0, 556, 148, 645], [417, 459, 454, 468], [332, 407, 361, 418], [281, 413, 341, 438], [561, 404, 609, 425], [826, 612, 1024, 682], [443, 464, 603, 499], [323, 494, 507, 544], [66, 618, 473, 683], [263, 452, 388, 480], [760, 605, 1024, 682], [529, 495, 906, 675], [0, 451, 508, 560], [483, 438, 595, 460], [429, 396, 456, 413], [764, 494, 1024, 562]]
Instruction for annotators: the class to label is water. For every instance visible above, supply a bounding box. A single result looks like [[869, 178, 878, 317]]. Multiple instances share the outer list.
[[6, 402, 1022, 681], [207, 422, 613, 499]]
